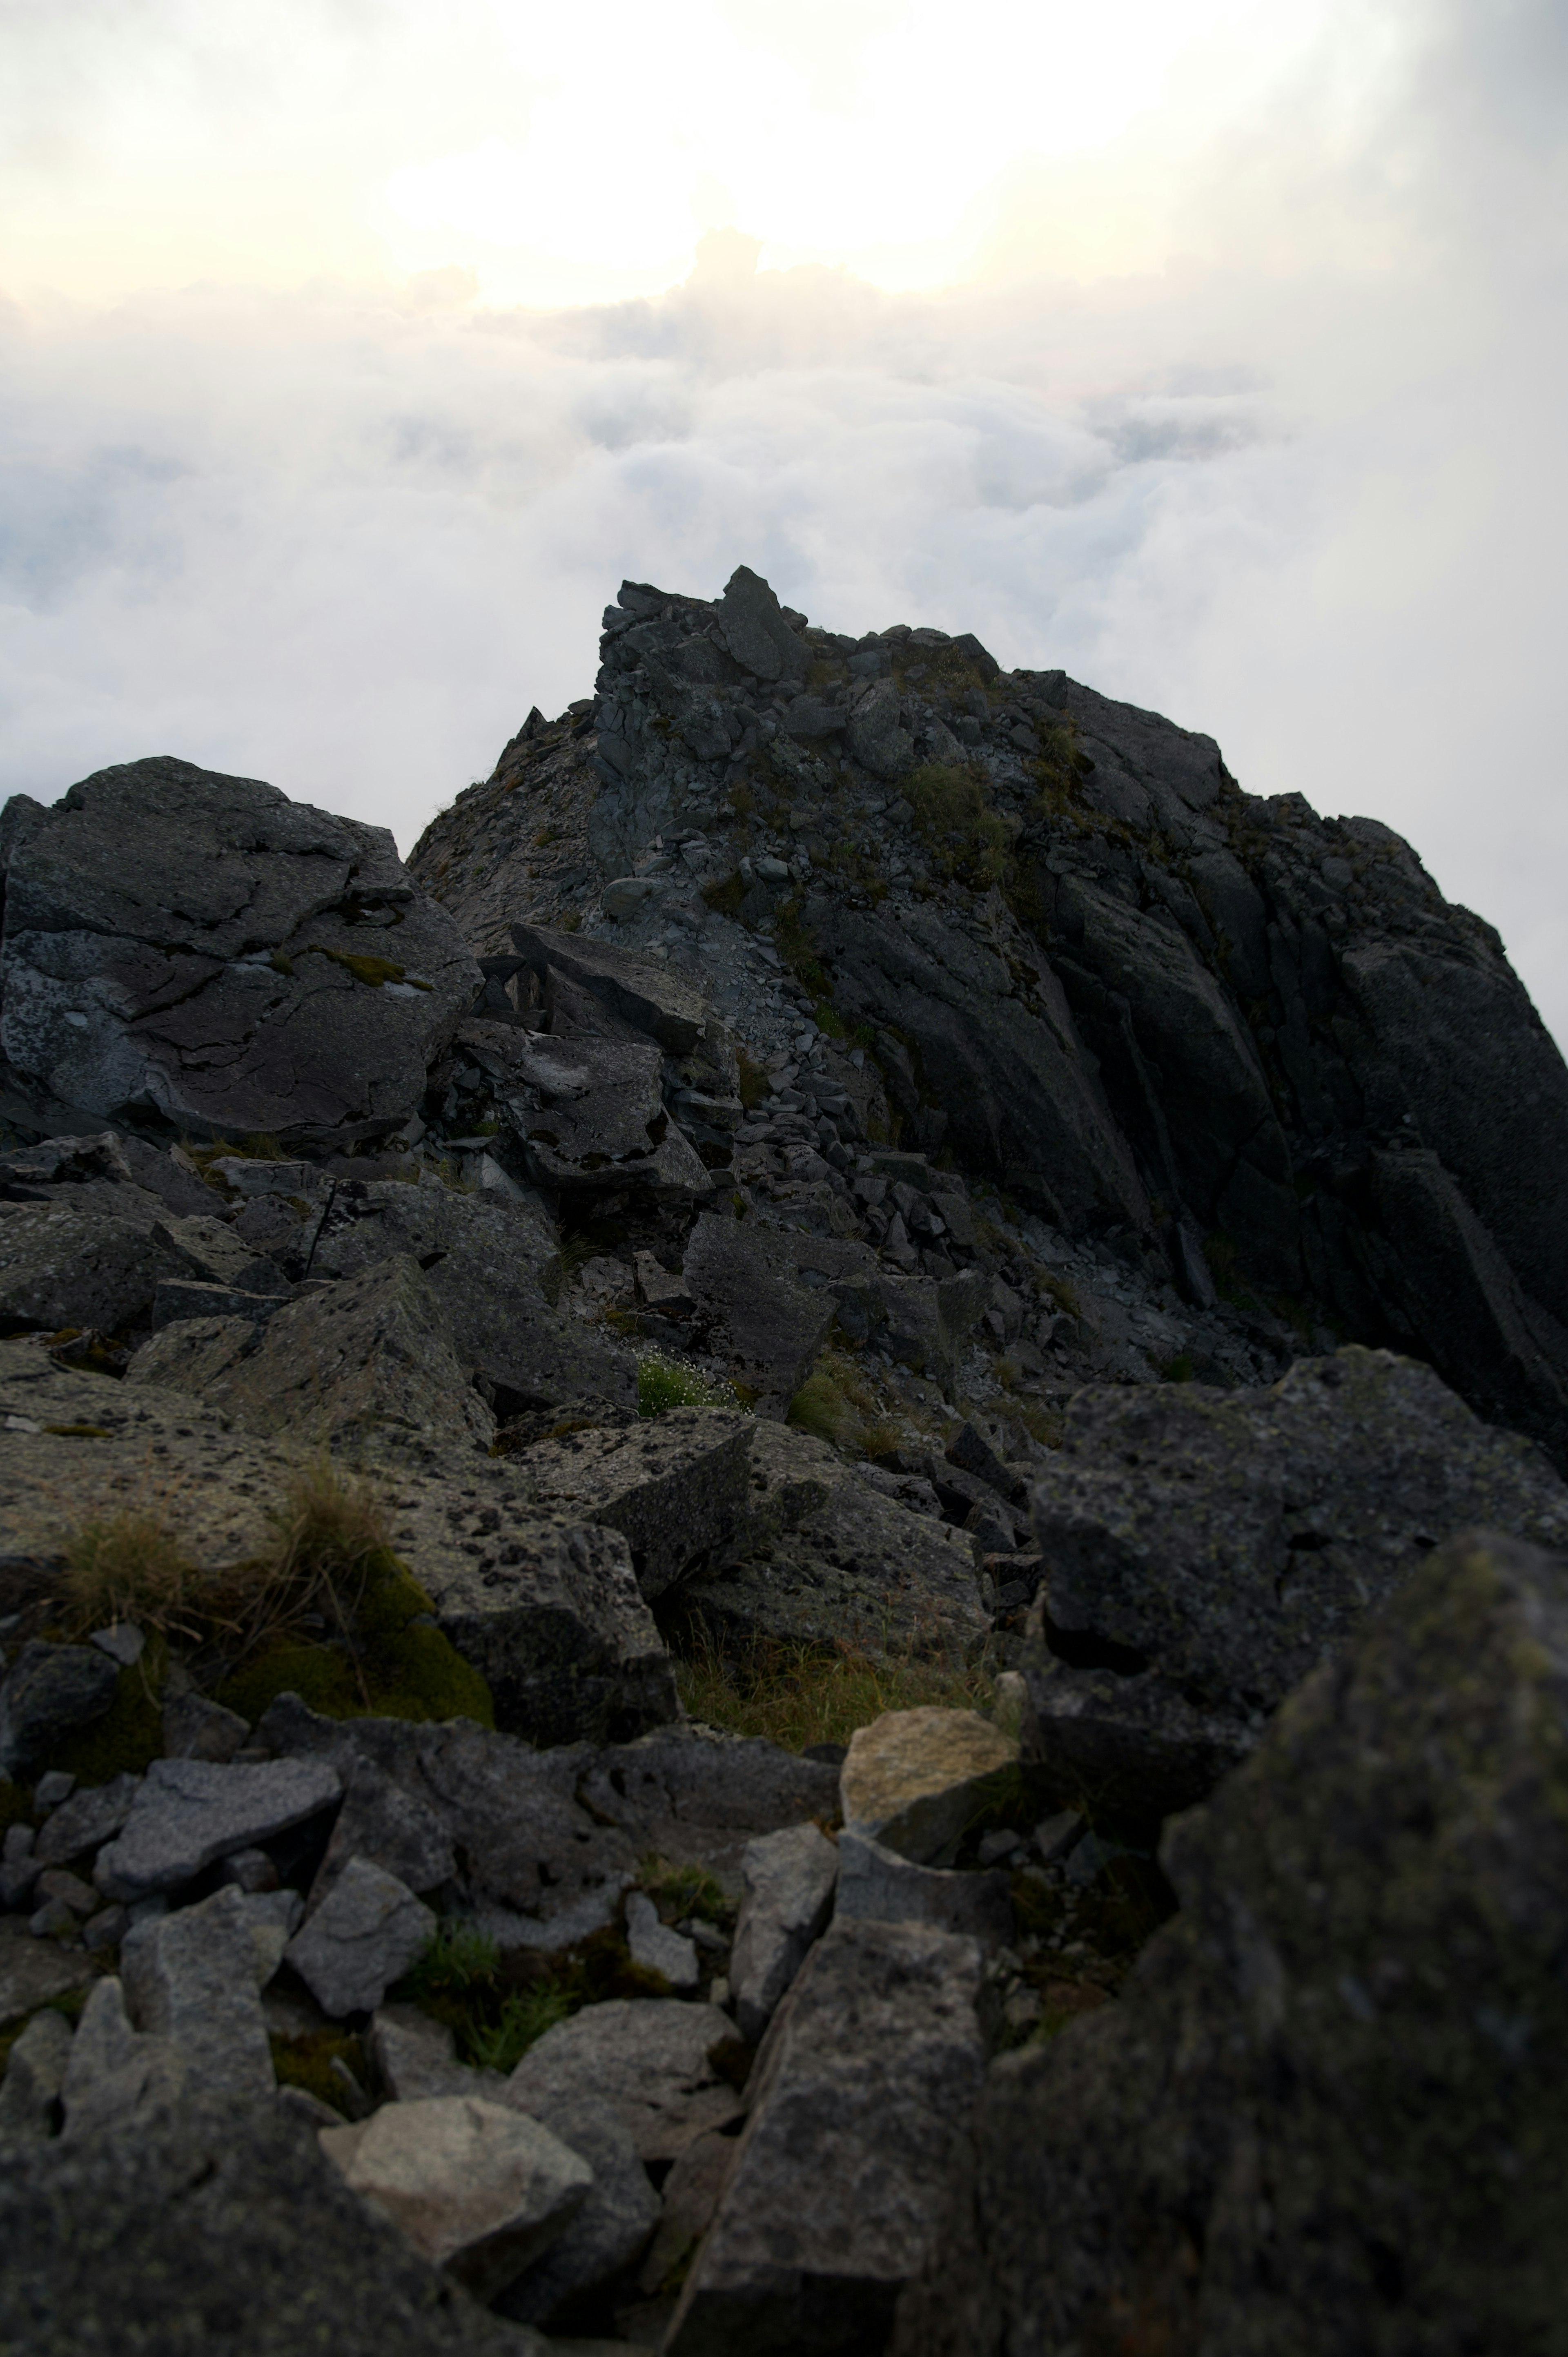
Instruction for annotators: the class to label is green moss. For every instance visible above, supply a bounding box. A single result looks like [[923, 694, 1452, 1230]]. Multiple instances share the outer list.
[[639, 1855, 734, 1929], [1160, 1352, 1196, 1384], [269, 2029, 369, 2118], [639, 1351, 742, 1416], [312, 947, 430, 990], [393, 1920, 670, 2071], [216, 1551, 495, 1729], [787, 1371, 851, 1444], [48, 1656, 167, 1784], [813, 1000, 847, 1040]]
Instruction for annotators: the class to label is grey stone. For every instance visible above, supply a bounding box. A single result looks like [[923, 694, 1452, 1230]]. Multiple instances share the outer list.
[[503, 1999, 743, 2163], [715, 565, 811, 686], [635, 2125, 736, 2299], [152, 1277, 286, 1329], [666, 1921, 985, 2355], [120, 1886, 274, 2101], [238, 1887, 304, 1985], [82, 1904, 128, 1952], [162, 1692, 252, 1764], [33, 1770, 76, 1810], [34, 1866, 98, 1916], [0, 755, 481, 1148], [284, 1858, 435, 2018], [1021, 1347, 1568, 1816], [495, 2092, 661, 2328], [33, 1771, 142, 1868], [86, 1621, 146, 1668], [28, 1895, 78, 1940], [150, 1210, 278, 1290], [305, 1759, 455, 1915], [370, 2002, 476, 2103], [834, 1828, 1013, 1951], [845, 676, 916, 781], [93, 1755, 342, 1904], [624, 1890, 700, 1992], [321, 2094, 592, 2305], [679, 1213, 837, 1412], [729, 1822, 839, 2043], [0, 1641, 119, 1779], [840, 1708, 1019, 1866], [573, 1733, 842, 1901], [60, 1973, 185, 2141], [0, 1194, 198, 1338], [895, 1528, 1568, 2357], [0, 2089, 542, 2355], [489, 1026, 714, 1203], [0, 1916, 98, 2028], [509, 926, 711, 1055], [0, 2003, 73, 2147], [514, 1408, 755, 1599]]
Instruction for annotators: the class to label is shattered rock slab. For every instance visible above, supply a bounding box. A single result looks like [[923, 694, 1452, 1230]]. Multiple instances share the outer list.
[[284, 1859, 435, 2019], [94, 1755, 343, 1904], [514, 1407, 756, 1599], [0, 1195, 197, 1337], [509, 923, 712, 1055]]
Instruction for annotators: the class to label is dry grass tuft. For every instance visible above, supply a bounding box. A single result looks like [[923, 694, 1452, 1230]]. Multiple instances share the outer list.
[[62, 1503, 196, 1640], [675, 1627, 994, 1755]]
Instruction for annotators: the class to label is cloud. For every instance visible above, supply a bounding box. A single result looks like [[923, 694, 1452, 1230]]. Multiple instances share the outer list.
[[0, 0, 1565, 1048]]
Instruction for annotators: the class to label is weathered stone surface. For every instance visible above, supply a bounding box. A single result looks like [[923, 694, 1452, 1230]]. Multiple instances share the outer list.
[[481, 1023, 712, 1202], [680, 1213, 837, 1413], [0, 756, 481, 1146], [666, 1920, 985, 2356], [0, 1641, 118, 1779], [94, 1755, 343, 1904], [1021, 1347, 1568, 1816], [0, 2004, 73, 2147], [840, 1709, 1019, 1866], [305, 1759, 456, 1914], [162, 1693, 251, 1765], [321, 2094, 592, 2303], [574, 1732, 842, 1898], [515, 1409, 755, 1599], [729, 1822, 839, 2043], [635, 2126, 736, 2301], [844, 676, 916, 781], [509, 924, 711, 1055], [0, 2090, 539, 2355], [683, 1420, 989, 1660], [495, 2092, 661, 2328], [370, 2003, 477, 2103], [120, 1886, 274, 2100], [0, 1194, 198, 1336], [59, 1974, 185, 2142], [624, 1889, 701, 1991], [416, 1515, 678, 1747], [895, 1528, 1568, 2357], [715, 565, 811, 687], [835, 1829, 1013, 1951], [503, 1999, 743, 2163], [0, 1918, 98, 2028], [285, 1859, 435, 2018]]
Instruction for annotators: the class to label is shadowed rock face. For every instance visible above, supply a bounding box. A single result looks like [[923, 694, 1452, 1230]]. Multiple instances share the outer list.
[[0, 756, 481, 1146]]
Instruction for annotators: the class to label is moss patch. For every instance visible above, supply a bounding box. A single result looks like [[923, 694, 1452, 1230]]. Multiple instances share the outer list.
[[639, 1351, 743, 1417], [269, 2029, 370, 2118], [216, 1550, 494, 1729], [394, 1918, 671, 2073]]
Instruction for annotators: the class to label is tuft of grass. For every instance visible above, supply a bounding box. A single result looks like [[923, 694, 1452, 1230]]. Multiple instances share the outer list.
[[786, 1371, 851, 1445], [787, 1350, 897, 1458], [639, 1351, 743, 1418], [735, 1048, 770, 1111], [394, 1920, 671, 2070], [400, 1917, 500, 2004], [702, 872, 746, 920], [62, 1505, 194, 1640], [905, 763, 1012, 886], [675, 1628, 994, 1755], [639, 1855, 733, 1928]]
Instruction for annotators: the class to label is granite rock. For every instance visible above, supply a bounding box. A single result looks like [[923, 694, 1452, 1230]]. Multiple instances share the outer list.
[[502, 1999, 743, 2163], [729, 1821, 840, 2043], [0, 1641, 119, 1779], [840, 1708, 1020, 1866], [495, 2091, 662, 2328], [284, 1858, 435, 2018], [834, 1828, 1013, 1952], [120, 1886, 275, 2101], [93, 1755, 343, 1905]]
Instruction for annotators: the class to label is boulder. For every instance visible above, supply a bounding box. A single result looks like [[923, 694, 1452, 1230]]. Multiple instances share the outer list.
[[120, 1886, 275, 2101], [573, 1733, 842, 1898], [284, 1859, 435, 2019], [0, 1918, 98, 2029], [0, 1195, 199, 1336], [305, 1760, 455, 1915], [319, 2094, 592, 2303], [845, 677, 916, 781], [512, 1408, 755, 1599], [680, 1213, 838, 1412], [666, 1920, 986, 2356], [482, 1024, 713, 1202], [729, 1822, 840, 2043], [59, 1975, 185, 2143], [33, 1770, 142, 1868], [494, 2092, 661, 2328], [502, 1999, 743, 2163], [714, 565, 811, 687], [0, 2090, 541, 2355], [840, 1708, 1020, 1866], [0, 1641, 119, 1779], [162, 1694, 252, 1765], [0, 756, 481, 1147], [508, 925, 711, 1056], [894, 1529, 1568, 2357], [93, 1755, 343, 1905], [1021, 1347, 1568, 1817], [834, 1828, 1013, 1951]]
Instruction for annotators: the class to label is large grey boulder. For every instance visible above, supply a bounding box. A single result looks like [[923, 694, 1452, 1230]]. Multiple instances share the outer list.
[[0, 757, 480, 1146], [894, 1527, 1568, 2357], [729, 1822, 839, 2043], [666, 1920, 986, 2356], [508, 923, 711, 1055], [502, 1999, 743, 2163], [1021, 1347, 1568, 1817], [474, 1021, 713, 1202], [512, 1407, 755, 1599], [0, 1193, 200, 1336], [714, 565, 811, 687], [0, 2091, 543, 2355], [93, 1755, 343, 1904]]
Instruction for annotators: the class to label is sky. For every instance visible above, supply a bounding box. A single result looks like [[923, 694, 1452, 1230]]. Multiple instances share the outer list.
[[1, 0, 1565, 1035]]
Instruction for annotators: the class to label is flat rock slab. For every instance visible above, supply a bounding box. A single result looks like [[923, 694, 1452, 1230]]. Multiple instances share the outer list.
[[574, 1733, 841, 1897], [0, 2091, 540, 2357], [508, 925, 711, 1055], [503, 1999, 743, 2163], [120, 1886, 274, 2101], [285, 1859, 435, 2019], [94, 1754, 343, 1905], [834, 1827, 1014, 1951], [515, 1409, 755, 1599], [898, 1529, 1568, 2357], [1022, 1347, 1568, 1815], [729, 1822, 840, 2043], [484, 1025, 713, 1202], [321, 2094, 592, 2303], [679, 1214, 837, 1414], [0, 756, 480, 1147], [840, 1707, 1019, 1866], [0, 1918, 99, 2030], [665, 1920, 986, 2356]]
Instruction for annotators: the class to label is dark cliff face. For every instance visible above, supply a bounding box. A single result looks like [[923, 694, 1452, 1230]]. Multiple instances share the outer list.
[[407, 566, 1568, 1471]]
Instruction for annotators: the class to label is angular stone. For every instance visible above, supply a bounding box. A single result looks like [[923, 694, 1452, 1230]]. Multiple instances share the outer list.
[[503, 1999, 743, 2163], [474, 1022, 710, 1203], [319, 2094, 593, 2303], [306, 1760, 455, 1915], [0, 1196, 196, 1338], [284, 1859, 435, 2019], [0, 2005, 73, 2148], [895, 1528, 1568, 2357], [680, 1213, 837, 1413], [514, 1408, 755, 1600], [162, 1692, 252, 1765], [0, 755, 481, 1147], [624, 1890, 700, 1992], [151, 1210, 278, 1290], [120, 1886, 274, 2101], [0, 1918, 98, 2029], [508, 925, 711, 1056], [1021, 1347, 1568, 1816], [370, 2003, 476, 2103], [0, 1641, 119, 1779], [840, 1708, 1020, 1866], [729, 1822, 839, 2043], [714, 566, 811, 687], [93, 1755, 343, 1904], [0, 2089, 542, 2355], [151, 1278, 285, 1329], [495, 2092, 661, 2329], [834, 1828, 1013, 1951], [666, 1920, 985, 2356], [845, 676, 916, 781], [635, 2125, 736, 2299], [59, 1974, 184, 2142]]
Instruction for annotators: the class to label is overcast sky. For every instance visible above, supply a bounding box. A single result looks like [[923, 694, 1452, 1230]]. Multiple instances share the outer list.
[[2, 0, 1564, 1035]]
